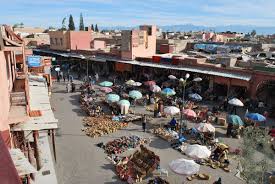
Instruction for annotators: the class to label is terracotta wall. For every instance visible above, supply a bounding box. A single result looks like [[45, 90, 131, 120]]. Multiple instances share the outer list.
[[69, 31, 92, 50]]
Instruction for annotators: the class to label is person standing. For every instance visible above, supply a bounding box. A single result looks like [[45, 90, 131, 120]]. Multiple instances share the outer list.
[[142, 115, 147, 132], [95, 73, 99, 82]]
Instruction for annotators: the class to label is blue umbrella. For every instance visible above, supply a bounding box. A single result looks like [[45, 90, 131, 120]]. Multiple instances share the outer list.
[[129, 90, 142, 99], [245, 113, 266, 122], [99, 81, 113, 87], [161, 88, 176, 96], [118, 99, 130, 106], [227, 115, 244, 126], [106, 94, 120, 103]]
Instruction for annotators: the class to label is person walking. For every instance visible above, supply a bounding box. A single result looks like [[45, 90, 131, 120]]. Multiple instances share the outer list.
[[66, 82, 71, 93], [142, 115, 147, 132], [63, 73, 66, 82]]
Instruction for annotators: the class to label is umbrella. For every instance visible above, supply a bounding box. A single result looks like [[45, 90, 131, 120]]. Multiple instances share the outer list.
[[106, 94, 120, 103], [150, 85, 161, 93], [132, 82, 142, 87], [195, 123, 215, 133], [169, 158, 200, 175], [125, 80, 135, 85], [164, 106, 180, 116], [188, 93, 202, 101], [161, 88, 176, 96], [182, 109, 197, 118], [99, 81, 113, 87], [144, 80, 156, 86], [245, 113, 266, 122], [184, 144, 211, 159], [129, 90, 142, 99], [193, 77, 202, 82], [228, 98, 244, 107], [100, 87, 112, 93], [168, 75, 177, 80], [227, 115, 244, 126], [118, 99, 130, 107]]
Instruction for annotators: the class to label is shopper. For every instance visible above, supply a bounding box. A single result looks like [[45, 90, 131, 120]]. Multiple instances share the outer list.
[[142, 115, 147, 132]]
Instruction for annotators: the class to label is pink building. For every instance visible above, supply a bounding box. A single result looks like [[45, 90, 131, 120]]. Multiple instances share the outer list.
[[0, 25, 29, 147], [121, 25, 156, 60], [91, 39, 106, 50], [49, 30, 92, 51]]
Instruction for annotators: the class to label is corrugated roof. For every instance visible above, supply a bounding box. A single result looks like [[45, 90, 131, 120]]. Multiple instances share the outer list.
[[113, 59, 252, 81]]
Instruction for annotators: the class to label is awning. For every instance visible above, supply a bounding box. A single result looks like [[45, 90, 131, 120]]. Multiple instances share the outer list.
[[113, 59, 252, 81], [10, 149, 37, 176]]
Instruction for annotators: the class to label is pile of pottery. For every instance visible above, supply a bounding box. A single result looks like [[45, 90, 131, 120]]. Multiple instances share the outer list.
[[82, 117, 128, 138], [116, 145, 160, 182], [104, 136, 150, 155], [151, 128, 175, 142]]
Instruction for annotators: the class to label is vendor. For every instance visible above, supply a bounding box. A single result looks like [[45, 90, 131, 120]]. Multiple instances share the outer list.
[[269, 126, 275, 138], [169, 117, 177, 130]]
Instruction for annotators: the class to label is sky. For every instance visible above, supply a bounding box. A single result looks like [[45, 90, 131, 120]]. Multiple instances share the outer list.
[[1, 0, 275, 28]]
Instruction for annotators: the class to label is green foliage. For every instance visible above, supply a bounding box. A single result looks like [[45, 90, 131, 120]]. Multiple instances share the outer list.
[[68, 14, 75, 31], [79, 13, 84, 31], [238, 127, 274, 184], [60, 17, 67, 31], [251, 30, 257, 37], [91, 24, 94, 31], [13, 22, 24, 28], [95, 24, 99, 32]]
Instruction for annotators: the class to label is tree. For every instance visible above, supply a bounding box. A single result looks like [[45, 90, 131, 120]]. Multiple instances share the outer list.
[[19, 22, 24, 28], [61, 17, 66, 31], [238, 127, 274, 184], [68, 14, 75, 31], [95, 24, 99, 32], [251, 30, 257, 37], [91, 24, 94, 31], [79, 13, 84, 31]]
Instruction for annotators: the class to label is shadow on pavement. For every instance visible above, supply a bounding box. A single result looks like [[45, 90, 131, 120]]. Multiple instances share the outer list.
[[149, 137, 171, 149]]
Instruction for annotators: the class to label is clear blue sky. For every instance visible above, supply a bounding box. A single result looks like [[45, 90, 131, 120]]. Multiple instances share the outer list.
[[1, 0, 274, 28]]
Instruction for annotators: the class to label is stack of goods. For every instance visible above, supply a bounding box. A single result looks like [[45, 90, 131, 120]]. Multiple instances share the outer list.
[[82, 117, 128, 138], [116, 145, 160, 182], [148, 177, 169, 184], [104, 136, 150, 155], [151, 128, 175, 142]]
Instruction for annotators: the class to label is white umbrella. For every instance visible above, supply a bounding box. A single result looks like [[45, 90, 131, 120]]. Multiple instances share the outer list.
[[195, 123, 215, 133], [169, 158, 200, 175], [164, 106, 180, 115], [168, 75, 177, 80], [184, 144, 211, 159], [132, 82, 142, 87], [150, 85, 161, 93], [125, 80, 135, 85], [188, 93, 202, 101], [193, 77, 202, 82], [228, 98, 244, 107]]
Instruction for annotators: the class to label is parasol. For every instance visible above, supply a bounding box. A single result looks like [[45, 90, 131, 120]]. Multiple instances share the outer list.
[[129, 90, 143, 99], [195, 123, 215, 133], [164, 106, 180, 116], [184, 144, 211, 159], [99, 81, 113, 87]]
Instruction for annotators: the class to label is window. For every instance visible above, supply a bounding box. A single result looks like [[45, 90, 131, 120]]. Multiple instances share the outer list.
[[55, 38, 58, 45], [60, 38, 63, 46]]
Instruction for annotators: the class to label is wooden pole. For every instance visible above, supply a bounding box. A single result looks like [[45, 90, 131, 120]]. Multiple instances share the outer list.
[[51, 129, 57, 162], [33, 130, 41, 170]]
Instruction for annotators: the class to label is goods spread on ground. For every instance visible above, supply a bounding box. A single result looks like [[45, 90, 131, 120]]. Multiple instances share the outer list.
[[148, 177, 169, 184], [151, 128, 178, 142], [116, 145, 160, 182], [82, 116, 128, 138], [104, 135, 151, 155]]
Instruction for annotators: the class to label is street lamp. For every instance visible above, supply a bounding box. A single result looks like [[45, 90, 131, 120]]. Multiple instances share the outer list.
[[179, 73, 190, 135]]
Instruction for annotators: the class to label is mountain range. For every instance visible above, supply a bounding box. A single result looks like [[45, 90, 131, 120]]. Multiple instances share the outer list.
[[101, 24, 275, 35]]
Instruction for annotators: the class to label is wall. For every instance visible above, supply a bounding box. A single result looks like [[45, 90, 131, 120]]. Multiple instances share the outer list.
[[49, 31, 69, 51], [69, 31, 92, 50], [0, 51, 11, 145], [92, 40, 106, 50]]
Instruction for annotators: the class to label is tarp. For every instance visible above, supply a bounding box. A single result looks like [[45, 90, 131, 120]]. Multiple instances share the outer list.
[[27, 55, 42, 67]]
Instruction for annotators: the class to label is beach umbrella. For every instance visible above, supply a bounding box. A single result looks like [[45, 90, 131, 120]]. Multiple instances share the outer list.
[[227, 115, 244, 126], [99, 81, 113, 87], [184, 144, 211, 159], [182, 109, 197, 118], [100, 87, 112, 93], [169, 158, 200, 175], [132, 82, 142, 87], [129, 90, 142, 99], [161, 88, 176, 96], [106, 94, 120, 103], [228, 98, 244, 107], [168, 75, 177, 80], [144, 80, 156, 86], [125, 80, 135, 85], [118, 99, 130, 107], [245, 113, 266, 122], [164, 106, 180, 116], [188, 93, 202, 101], [195, 123, 215, 133], [193, 77, 202, 82], [150, 85, 161, 93]]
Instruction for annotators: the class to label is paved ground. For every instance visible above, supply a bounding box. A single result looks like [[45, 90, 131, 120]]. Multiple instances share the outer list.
[[51, 81, 245, 184]]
